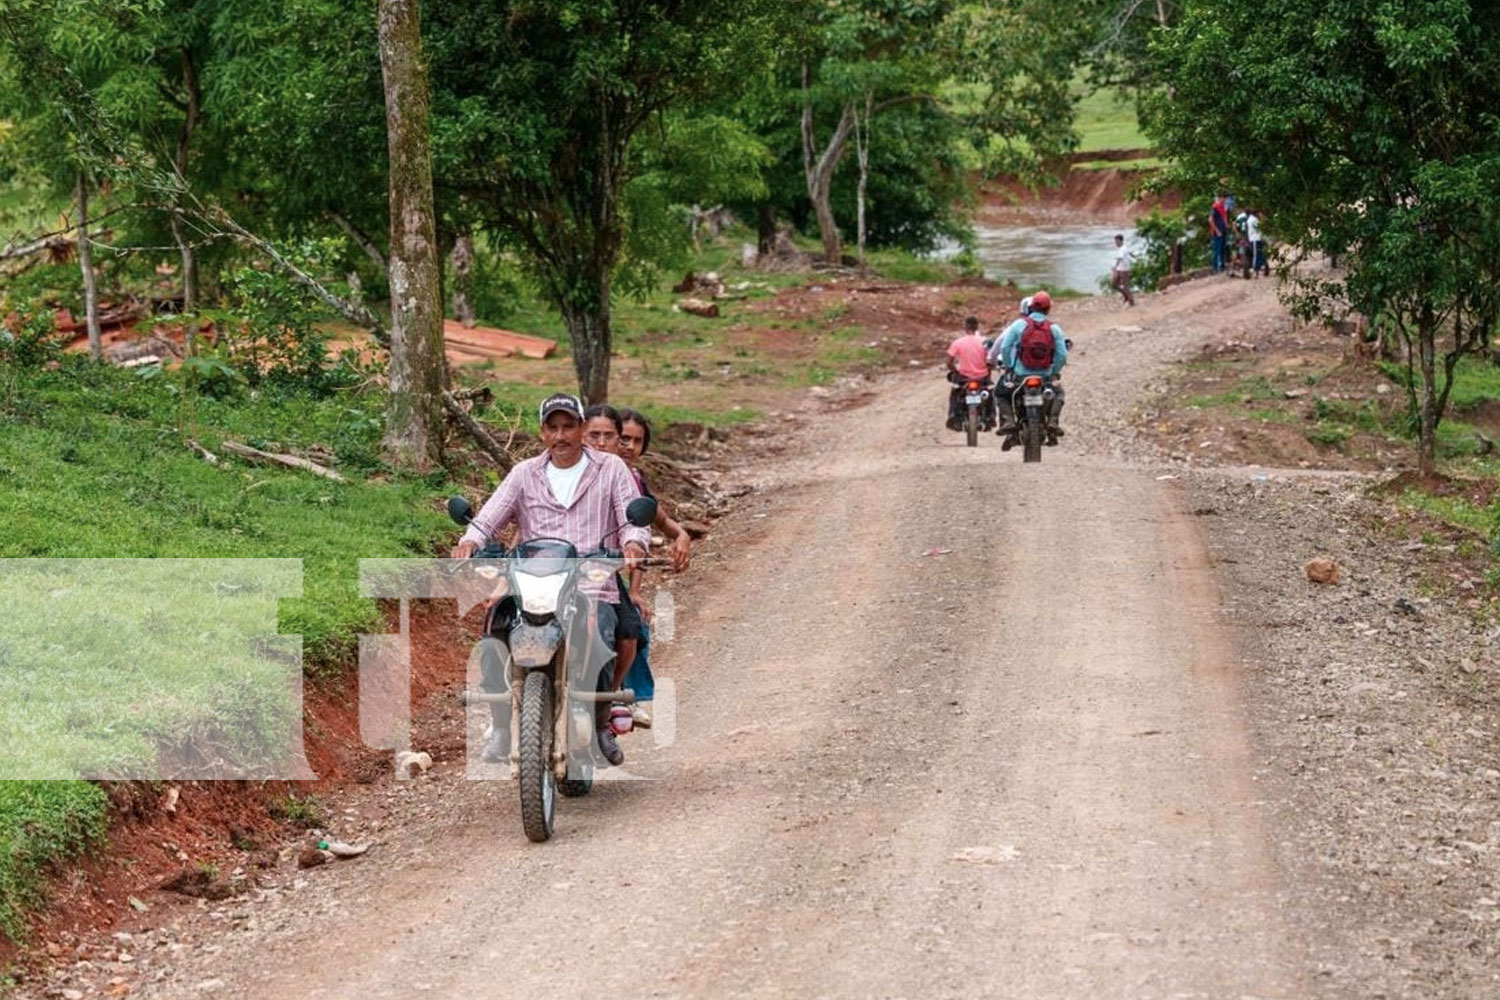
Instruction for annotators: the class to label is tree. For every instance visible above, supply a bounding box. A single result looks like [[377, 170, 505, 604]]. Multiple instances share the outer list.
[[424, 0, 787, 403], [0, 0, 152, 357], [377, 0, 445, 470], [1147, 0, 1500, 476], [793, 0, 1092, 264]]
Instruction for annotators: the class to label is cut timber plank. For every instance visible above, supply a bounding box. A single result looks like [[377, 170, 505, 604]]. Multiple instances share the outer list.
[[443, 320, 555, 359]]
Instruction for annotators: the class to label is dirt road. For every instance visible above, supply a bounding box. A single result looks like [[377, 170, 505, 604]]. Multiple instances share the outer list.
[[132, 278, 1324, 998]]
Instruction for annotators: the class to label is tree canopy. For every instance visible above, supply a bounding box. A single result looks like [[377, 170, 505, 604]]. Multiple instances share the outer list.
[[1146, 0, 1500, 474]]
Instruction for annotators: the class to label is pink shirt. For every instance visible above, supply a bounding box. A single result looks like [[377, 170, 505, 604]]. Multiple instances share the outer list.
[[461, 447, 649, 602], [947, 333, 990, 380]]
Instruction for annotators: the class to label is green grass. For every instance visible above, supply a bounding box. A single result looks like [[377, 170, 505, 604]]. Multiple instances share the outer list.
[[865, 248, 960, 285], [0, 783, 108, 943], [1444, 356, 1500, 412], [1396, 488, 1494, 537], [1071, 157, 1166, 172], [0, 361, 452, 670], [1072, 87, 1150, 153]]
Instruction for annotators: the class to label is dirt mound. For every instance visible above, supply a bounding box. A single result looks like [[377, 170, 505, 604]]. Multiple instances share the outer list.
[[980, 163, 1180, 226]]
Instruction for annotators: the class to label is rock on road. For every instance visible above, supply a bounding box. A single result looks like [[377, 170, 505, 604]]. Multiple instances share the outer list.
[[138, 278, 1318, 999]]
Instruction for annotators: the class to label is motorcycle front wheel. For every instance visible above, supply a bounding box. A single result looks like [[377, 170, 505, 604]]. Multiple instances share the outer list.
[[518, 671, 556, 842]]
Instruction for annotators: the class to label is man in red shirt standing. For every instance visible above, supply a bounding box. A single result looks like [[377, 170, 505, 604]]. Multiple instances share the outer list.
[[1209, 191, 1233, 274], [945, 315, 994, 430]]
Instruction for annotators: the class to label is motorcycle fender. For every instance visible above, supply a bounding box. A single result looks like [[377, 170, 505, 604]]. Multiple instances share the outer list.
[[508, 620, 564, 667]]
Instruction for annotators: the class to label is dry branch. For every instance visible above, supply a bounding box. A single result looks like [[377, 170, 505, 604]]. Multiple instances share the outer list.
[[221, 441, 345, 481], [442, 390, 515, 473], [186, 439, 220, 465]]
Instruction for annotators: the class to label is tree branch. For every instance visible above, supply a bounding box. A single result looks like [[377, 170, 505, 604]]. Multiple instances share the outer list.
[[329, 211, 388, 271]]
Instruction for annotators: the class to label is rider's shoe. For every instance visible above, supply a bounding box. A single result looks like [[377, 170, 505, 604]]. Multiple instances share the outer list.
[[598, 727, 625, 766], [1000, 434, 1017, 452], [631, 703, 653, 729], [481, 725, 507, 763], [1050, 425, 1065, 437], [1044, 431, 1059, 446], [996, 421, 1018, 436]]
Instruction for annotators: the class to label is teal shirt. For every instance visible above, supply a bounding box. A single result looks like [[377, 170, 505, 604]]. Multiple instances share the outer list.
[[988, 312, 1068, 377]]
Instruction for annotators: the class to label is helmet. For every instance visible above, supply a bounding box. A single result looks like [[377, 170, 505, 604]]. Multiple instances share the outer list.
[[1030, 291, 1052, 313]]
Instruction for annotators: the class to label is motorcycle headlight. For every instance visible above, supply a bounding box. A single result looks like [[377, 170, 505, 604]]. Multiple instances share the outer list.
[[515, 571, 568, 616]]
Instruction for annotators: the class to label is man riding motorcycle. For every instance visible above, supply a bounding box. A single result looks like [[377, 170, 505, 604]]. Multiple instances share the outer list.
[[987, 290, 1069, 449], [450, 392, 650, 766], [945, 315, 996, 430]]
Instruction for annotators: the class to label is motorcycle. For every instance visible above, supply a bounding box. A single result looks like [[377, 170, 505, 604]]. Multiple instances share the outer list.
[[948, 374, 996, 447], [1002, 373, 1059, 463], [447, 494, 658, 842]]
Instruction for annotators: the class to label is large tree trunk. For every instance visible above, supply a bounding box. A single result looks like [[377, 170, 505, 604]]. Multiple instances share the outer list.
[[450, 231, 476, 327], [561, 267, 613, 404], [801, 61, 856, 265], [756, 202, 776, 258], [75, 171, 101, 360], [378, 0, 447, 471]]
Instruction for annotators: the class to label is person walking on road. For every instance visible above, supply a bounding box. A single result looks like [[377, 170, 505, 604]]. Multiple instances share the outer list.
[[1110, 234, 1136, 307]]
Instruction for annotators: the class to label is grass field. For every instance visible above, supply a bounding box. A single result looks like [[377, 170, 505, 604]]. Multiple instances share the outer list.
[[1072, 86, 1150, 153]]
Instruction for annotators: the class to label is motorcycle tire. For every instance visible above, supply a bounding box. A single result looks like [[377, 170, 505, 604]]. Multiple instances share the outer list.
[[559, 762, 593, 797], [518, 671, 556, 842], [1023, 417, 1043, 463], [965, 406, 978, 447]]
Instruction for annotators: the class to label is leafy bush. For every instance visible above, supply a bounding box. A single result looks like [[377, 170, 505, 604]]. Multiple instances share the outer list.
[[1130, 206, 1202, 291], [0, 783, 108, 943], [214, 239, 366, 395]]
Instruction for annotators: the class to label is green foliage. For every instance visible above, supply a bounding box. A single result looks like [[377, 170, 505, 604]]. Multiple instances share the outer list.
[[1146, 0, 1500, 473], [270, 792, 323, 828], [1129, 205, 1199, 291], [0, 782, 108, 943], [423, 0, 790, 399]]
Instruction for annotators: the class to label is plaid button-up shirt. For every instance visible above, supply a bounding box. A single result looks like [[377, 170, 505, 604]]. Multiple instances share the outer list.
[[461, 447, 649, 602]]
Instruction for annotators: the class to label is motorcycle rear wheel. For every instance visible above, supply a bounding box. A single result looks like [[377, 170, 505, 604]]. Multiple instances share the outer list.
[[1022, 417, 1042, 463], [518, 671, 556, 842], [965, 406, 978, 447]]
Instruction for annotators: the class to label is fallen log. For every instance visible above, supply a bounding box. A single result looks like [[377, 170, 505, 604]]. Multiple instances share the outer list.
[[677, 297, 720, 318], [221, 441, 345, 481]]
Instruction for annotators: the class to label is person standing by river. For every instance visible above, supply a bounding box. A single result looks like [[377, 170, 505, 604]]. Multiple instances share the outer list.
[[1110, 233, 1135, 307], [1208, 192, 1233, 273]]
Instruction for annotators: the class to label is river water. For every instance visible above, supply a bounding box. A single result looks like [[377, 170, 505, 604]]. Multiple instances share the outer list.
[[937, 223, 1134, 294]]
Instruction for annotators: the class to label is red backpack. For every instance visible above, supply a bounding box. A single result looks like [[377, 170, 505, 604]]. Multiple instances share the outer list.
[[1018, 316, 1055, 370]]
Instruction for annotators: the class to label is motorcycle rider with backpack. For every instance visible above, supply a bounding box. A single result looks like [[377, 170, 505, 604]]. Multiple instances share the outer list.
[[987, 290, 1069, 449]]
